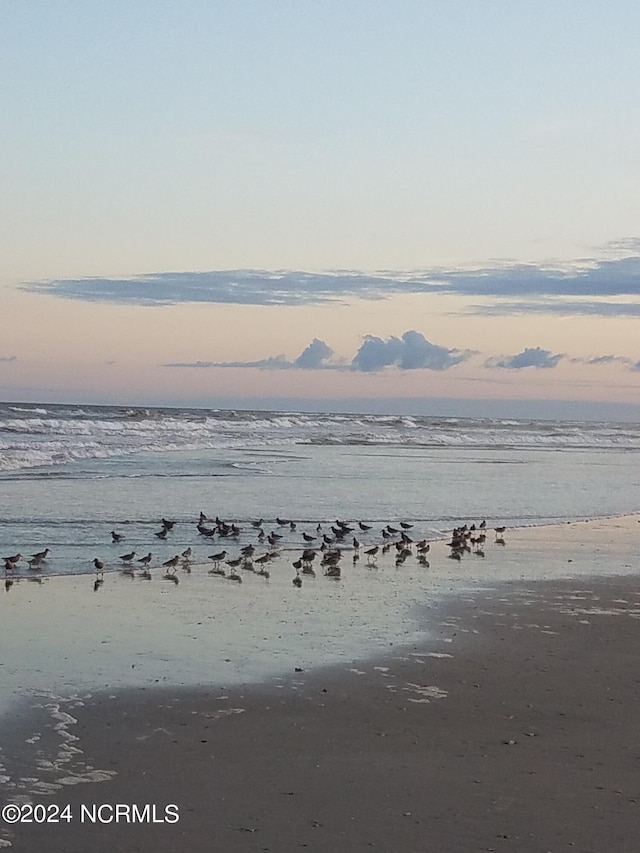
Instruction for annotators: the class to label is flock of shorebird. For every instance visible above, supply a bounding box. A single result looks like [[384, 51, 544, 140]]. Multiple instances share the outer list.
[[3, 513, 507, 592]]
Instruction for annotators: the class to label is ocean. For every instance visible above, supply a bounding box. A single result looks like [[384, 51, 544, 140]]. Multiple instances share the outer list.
[[1, 401, 640, 577], [1, 399, 640, 726]]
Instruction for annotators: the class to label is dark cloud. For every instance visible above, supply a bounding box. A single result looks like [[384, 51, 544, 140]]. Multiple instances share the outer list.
[[351, 331, 469, 372], [19, 243, 640, 315], [0, 355, 17, 362], [488, 347, 563, 370]]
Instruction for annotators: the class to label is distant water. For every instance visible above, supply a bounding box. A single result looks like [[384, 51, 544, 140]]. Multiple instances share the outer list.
[[1, 401, 639, 576]]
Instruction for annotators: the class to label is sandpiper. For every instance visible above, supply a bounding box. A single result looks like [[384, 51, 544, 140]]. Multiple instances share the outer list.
[[30, 548, 51, 562], [208, 550, 227, 567]]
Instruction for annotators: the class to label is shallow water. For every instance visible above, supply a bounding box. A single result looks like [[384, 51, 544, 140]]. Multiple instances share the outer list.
[[1, 438, 640, 576]]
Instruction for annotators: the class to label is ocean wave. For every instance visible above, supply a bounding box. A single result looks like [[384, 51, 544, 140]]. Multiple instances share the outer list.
[[1, 404, 640, 473]]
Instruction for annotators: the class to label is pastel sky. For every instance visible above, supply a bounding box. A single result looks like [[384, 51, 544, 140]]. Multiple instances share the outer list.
[[2, 1, 640, 418]]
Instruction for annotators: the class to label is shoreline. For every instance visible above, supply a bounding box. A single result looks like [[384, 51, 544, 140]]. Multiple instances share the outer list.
[[2, 571, 639, 851], [0, 514, 638, 713]]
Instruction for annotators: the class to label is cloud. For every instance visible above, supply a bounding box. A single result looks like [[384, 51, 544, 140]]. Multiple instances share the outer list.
[[293, 338, 334, 368], [577, 354, 631, 366], [164, 332, 468, 373], [351, 330, 469, 372], [165, 355, 292, 369], [488, 347, 563, 369], [0, 355, 17, 362], [22, 270, 396, 307], [165, 339, 336, 371], [470, 300, 640, 317], [19, 241, 640, 315]]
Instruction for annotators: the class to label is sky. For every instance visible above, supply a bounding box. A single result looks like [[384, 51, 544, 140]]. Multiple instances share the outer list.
[[2, 0, 640, 418]]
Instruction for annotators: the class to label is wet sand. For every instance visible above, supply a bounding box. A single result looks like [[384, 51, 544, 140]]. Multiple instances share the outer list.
[[1, 517, 640, 851]]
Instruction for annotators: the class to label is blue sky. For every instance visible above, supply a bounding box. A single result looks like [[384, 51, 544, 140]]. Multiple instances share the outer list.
[[1, 1, 640, 416]]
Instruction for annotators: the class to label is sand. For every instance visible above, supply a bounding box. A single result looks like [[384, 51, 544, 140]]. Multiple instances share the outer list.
[[1, 517, 640, 851]]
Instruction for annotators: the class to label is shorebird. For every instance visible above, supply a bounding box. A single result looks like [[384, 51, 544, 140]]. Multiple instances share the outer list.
[[28, 548, 50, 569], [395, 547, 411, 566], [93, 559, 105, 590], [111, 531, 125, 543], [137, 552, 152, 567], [400, 522, 413, 530], [155, 528, 169, 540], [161, 518, 175, 530], [181, 547, 193, 561], [2, 554, 21, 567], [208, 550, 227, 568], [119, 551, 136, 564], [358, 522, 372, 531], [301, 549, 317, 569], [30, 548, 50, 561], [494, 526, 506, 537], [162, 555, 180, 570], [302, 532, 316, 543], [364, 546, 379, 564]]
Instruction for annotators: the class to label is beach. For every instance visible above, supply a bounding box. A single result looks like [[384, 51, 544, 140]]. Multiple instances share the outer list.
[[1, 517, 639, 852]]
